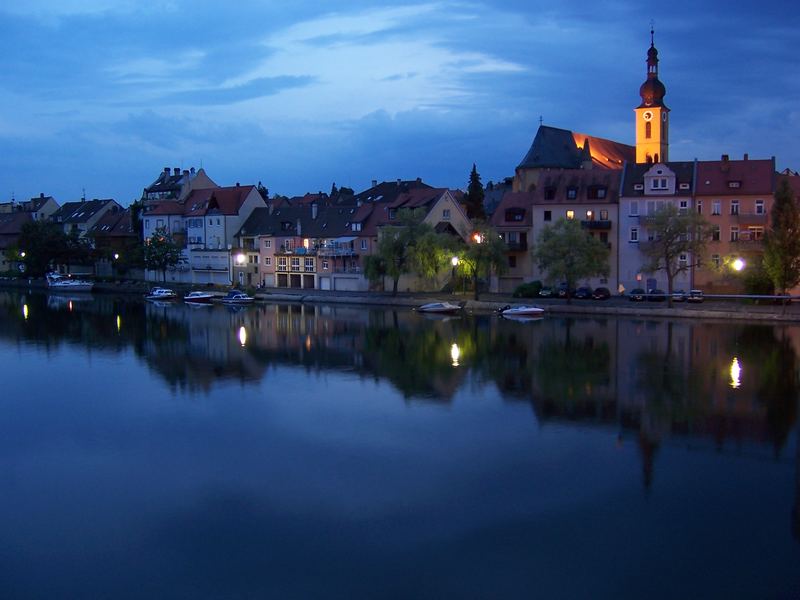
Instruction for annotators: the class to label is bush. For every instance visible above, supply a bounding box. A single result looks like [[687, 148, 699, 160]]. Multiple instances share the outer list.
[[513, 281, 542, 298]]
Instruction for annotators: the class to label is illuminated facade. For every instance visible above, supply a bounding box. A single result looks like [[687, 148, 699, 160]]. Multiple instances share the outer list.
[[635, 29, 669, 164]]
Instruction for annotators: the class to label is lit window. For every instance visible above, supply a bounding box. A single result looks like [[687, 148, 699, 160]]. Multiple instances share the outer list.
[[600, 210, 608, 220], [586, 210, 594, 220], [566, 210, 575, 220], [264, 239, 271, 248], [730, 226, 739, 242], [265, 257, 271, 266]]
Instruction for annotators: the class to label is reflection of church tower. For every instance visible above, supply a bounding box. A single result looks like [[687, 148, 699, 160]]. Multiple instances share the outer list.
[[635, 28, 670, 164]]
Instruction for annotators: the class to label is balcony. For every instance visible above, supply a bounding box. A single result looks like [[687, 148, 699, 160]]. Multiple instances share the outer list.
[[735, 212, 768, 225], [333, 266, 362, 274], [317, 244, 357, 257], [581, 220, 612, 230], [505, 241, 528, 252]]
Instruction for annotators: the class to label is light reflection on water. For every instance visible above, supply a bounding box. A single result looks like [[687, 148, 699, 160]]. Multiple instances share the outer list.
[[0, 291, 798, 598]]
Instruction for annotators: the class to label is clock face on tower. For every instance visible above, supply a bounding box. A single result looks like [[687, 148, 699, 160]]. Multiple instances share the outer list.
[[643, 111, 653, 121], [662, 112, 667, 122]]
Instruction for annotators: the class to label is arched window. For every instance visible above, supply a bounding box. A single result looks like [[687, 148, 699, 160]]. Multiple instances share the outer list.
[[645, 121, 652, 139]]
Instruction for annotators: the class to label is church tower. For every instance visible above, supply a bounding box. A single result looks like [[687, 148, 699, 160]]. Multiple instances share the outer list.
[[635, 28, 669, 164]]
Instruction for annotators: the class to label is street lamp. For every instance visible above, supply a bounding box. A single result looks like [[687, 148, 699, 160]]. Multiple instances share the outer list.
[[235, 253, 246, 265], [732, 258, 745, 272], [113, 253, 120, 261]]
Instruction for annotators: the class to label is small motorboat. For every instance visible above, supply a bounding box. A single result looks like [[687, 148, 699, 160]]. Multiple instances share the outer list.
[[417, 301, 463, 314], [184, 291, 214, 305], [46, 272, 94, 292], [221, 290, 254, 305], [145, 287, 178, 301], [499, 305, 545, 317]]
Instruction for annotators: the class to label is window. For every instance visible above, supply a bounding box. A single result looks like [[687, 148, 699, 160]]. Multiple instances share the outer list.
[[264, 257, 271, 266], [217, 219, 221, 225], [544, 210, 552, 222], [322, 260, 329, 270], [679, 253, 688, 268], [755, 199, 765, 215], [650, 178, 668, 190], [567, 187, 577, 199], [304, 258, 314, 272], [264, 239, 272, 249], [145, 219, 150, 228], [291, 257, 301, 271], [748, 226, 764, 241], [566, 210, 575, 220], [248, 254, 258, 264], [630, 227, 639, 243], [352, 222, 362, 232], [544, 187, 556, 200], [712, 254, 721, 268], [630, 201, 639, 216], [679, 200, 688, 214], [730, 226, 739, 242], [645, 121, 652, 139], [507, 231, 518, 243], [712, 200, 721, 215], [588, 186, 607, 200], [712, 225, 720, 241], [508, 255, 517, 268], [442, 209, 451, 220], [157, 219, 165, 229], [388, 208, 396, 220], [730, 200, 739, 215], [728, 181, 741, 189], [697, 200, 703, 214], [360, 239, 367, 251], [278, 257, 287, 271], [505, 209, 525, 222], [600, 209, 608, 220], [585, 210, 594, 220]]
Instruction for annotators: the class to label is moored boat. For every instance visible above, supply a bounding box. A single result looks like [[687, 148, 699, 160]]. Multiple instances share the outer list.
[[499, 305, 545, 317], [46, 272, 94, 292], [221, 290, 254, 305], [184, 291, 214, 304], [417, 301, 463, 314], [145, 287, 178, 301]]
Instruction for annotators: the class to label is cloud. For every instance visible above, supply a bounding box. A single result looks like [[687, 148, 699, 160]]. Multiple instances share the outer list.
[[0, 0, 176, 21]]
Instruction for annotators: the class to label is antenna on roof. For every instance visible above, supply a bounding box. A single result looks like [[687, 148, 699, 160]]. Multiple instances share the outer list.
[[650, 20, 655, 45], [81, 187, 86, 201], [539, 115, 543, 126]]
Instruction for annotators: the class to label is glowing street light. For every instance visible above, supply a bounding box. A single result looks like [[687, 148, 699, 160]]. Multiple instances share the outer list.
[[451, 256, 459, 267], [235, 253, 246, 266], [732, 258, 745, 272], [113, 253, 120, 260]]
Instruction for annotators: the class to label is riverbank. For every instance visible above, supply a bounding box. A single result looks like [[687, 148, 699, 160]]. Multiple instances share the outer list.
[[3, 276, 800, 322]]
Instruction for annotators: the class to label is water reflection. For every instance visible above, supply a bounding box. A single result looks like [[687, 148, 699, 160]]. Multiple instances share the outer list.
[[0, 290, 798, 595]]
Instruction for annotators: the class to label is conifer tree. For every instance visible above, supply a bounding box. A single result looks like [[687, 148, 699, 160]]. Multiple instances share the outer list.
[[464, 164, 486, 221]]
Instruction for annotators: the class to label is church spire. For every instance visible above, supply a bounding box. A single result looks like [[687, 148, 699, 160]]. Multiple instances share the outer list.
[[635, 26, 670, 163]]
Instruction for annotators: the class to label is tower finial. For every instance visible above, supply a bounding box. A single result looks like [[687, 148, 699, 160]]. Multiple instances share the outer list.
[[650, 20, 655, 46]]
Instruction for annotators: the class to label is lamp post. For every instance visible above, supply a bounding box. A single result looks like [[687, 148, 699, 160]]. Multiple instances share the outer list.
[[732, 258, 745, 272], [451, 256, 459, 294]]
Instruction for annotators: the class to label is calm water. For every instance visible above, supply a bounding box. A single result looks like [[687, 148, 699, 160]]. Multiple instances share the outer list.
[[0, 291, 798, 599]]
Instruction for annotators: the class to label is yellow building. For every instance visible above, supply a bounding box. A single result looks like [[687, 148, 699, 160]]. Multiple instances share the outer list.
[[635, 28, 670, 164]]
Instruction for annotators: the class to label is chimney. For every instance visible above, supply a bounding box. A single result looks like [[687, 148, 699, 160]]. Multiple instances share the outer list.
[[236, 182, 240, 187], [397, 178, 401, 186], [296, 218, 302, 237], [174, 167, 180, 176], [190, 167, 195, 174], [40, 192, 45, 198], [743, 153, 749, 161], [721, 154, 729, 162], [371, 179, 377, 188], [183, 169, 189, 177]]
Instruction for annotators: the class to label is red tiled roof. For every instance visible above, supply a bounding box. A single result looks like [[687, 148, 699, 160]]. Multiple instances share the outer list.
[[490, 192, 535, 227], [695, 158, 774, 196], [184, 185, 256, 216], [389, 188, 446, 209], [145, 201, 182, 216]]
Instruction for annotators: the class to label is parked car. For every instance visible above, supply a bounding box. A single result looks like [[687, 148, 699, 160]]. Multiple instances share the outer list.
[[557, 284, 574, 299], [539, 286, 554, 298], [671, 289, 686, 302], [574, 286, 593, 299], [647, 289, 667, 301], [592, 286, 611, 300], [629, 288, 646, 302], [686, 289, 704, 303]]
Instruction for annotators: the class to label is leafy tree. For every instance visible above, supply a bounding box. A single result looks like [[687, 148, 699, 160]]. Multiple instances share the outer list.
[[533, 218, 609, 304], [463, 163, 486, 221], [640, 205, 709, 306], [367, 209, 442, 295], [144, 227, 184, 282], [763, 179, 800, 306], [17, 220, 69, 277], [458, 221, 507, 300]]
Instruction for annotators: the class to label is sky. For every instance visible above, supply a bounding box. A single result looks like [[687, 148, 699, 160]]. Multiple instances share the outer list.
[[0, 1, 797, 205]]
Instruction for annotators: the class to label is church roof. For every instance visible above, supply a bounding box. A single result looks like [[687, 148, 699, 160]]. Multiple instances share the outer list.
[[516, 125, 633, 171]]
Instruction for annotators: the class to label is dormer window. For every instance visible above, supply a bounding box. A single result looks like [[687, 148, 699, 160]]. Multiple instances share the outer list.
[[588, 186, 607, 200], [544, 187, 556, 200], [505, 208, 525, 222], [352, 222, 362, 232], [728, 181, 741, 189], [650, 178, 668, 190], [567, 187, 577, 199]]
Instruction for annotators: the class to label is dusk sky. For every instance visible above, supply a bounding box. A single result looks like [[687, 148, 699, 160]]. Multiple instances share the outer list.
[[1, 1, 797, 205]]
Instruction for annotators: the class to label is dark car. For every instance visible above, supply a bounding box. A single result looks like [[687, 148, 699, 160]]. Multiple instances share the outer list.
[[647, 289, 667, 301], [629, 288, 646, 302], [539, 286, 554, 298], [574, 286, 593, 299], [686, 289, 704, 303], [592, 286, 611, 300], [557, 284, 574, 299]]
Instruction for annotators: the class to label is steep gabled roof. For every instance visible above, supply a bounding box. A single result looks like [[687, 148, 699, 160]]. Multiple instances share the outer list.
[[50, 199, 117, 224], [621, 161, 695, 197], [534, 169, 623, 204], [184, 185, 256, 217], [352, 179, 433, 205], [490, 192, 535, 227], [88, 209, 136, 238], [517, 125, 633, 170]]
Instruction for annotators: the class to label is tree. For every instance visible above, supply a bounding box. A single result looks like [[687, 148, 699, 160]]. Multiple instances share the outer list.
[[533, 218, 610, 304], [763, 179, 800, 307], [458, 221, 507, 300], [144, 227, 184, 282], [17, 220, 70, 277], [639, 205, 709, 307], [463, 163, 486, 221], [367, 209, 442, 295]]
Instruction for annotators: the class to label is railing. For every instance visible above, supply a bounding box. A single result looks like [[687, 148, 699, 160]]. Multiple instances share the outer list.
[[735, 212, 768, 224], [505, 241, 528, 251], [581, 220, 612, 230], [317, 245, 357, 256]]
